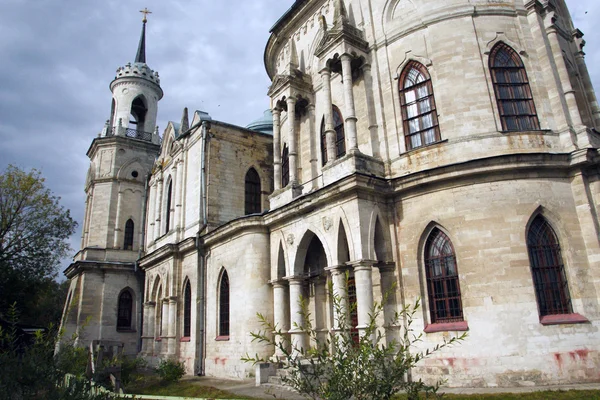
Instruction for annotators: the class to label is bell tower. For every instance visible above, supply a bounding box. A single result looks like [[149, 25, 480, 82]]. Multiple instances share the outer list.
[[60, 10, 162, 355]]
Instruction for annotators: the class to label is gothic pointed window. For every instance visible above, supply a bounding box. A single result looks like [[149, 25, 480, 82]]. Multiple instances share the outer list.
[[183, 280, 192, 337], [165, 180, 172, 233], [399, 61, 440, 150], [129, 96, 148, 131], [527, 216, 571, 316], [490, 43, 540, 132], [218, 270, 230, 338], [117, 289, 133, 330], [320, 106, 345, 166], [425, 228, 463, 323], [244, 168, 261, 215], [281, 144, 289, 188], [124, 219, 134, 250]]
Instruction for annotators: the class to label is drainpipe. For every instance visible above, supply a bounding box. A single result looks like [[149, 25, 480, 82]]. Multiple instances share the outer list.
[[135, 173, 150, 353], [196, 120, 210, 375]]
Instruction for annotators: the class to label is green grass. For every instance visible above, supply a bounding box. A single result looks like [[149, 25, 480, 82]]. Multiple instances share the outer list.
[[392, 390, 600, 400], [125, 376, 253, 399]]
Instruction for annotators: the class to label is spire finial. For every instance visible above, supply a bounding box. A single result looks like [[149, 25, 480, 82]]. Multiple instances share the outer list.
[[140, 7, 152, 23], [135, 9, 151, 64]]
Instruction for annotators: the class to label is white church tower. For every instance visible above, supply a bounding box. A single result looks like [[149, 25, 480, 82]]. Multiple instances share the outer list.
[[60, 10, 161, 354]]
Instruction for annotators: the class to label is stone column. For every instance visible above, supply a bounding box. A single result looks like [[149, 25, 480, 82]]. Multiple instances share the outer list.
[[307, 103, 319, 189], [113, 189, 123, 248], [377, 262, 398, 333], [286, 276, 306, 355], [272, 108, 282, 190], [161, 299, 169, 341], [340, 53, 358, 152], [574, 51, 600, 128], [154, 178, 163, 240], [174, 161, 183, 233], [147, 182, 156, 245], [352, 260, 375, 338], [167, 297, 177, 355], [271, 280, 290, 357], [320, 68, 336, 163], [326, 265, 349, 330], [286, 96, 298, 185], [144, 302, 156, 354], [545, 22, 584, 130]]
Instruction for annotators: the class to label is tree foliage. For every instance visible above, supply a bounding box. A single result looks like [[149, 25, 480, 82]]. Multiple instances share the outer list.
[[243, 279, 466, 400], [0, 165, 77, 318]]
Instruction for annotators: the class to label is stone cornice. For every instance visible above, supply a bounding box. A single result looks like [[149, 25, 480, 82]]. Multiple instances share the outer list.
[[63, 260, 136, 279], [87, 134, 160, 159]]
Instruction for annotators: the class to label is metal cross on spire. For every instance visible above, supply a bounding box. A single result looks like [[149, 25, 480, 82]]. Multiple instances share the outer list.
[[140, 7, 152, 23]]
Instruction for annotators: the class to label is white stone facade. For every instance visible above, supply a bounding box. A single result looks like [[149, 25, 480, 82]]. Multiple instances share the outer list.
[[62, 0, 600, 388]]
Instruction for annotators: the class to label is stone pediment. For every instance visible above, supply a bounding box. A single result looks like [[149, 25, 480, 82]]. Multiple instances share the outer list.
[[267, 71, 313, 98], [315, 23, 368, 58]]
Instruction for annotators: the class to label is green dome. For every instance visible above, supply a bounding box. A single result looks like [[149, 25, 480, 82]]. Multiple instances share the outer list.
[[246, 109, 273, 135]]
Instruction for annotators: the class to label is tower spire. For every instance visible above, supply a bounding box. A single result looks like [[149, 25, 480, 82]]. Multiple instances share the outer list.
[[135, 8, 152, 63]]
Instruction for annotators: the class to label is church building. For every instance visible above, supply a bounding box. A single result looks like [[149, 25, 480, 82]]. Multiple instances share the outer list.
[[61, 0, 600, 388]]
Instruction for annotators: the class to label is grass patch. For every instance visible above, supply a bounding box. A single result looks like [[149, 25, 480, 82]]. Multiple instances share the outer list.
[[126, 375, 252, 399], [392, 390, 600, 400]]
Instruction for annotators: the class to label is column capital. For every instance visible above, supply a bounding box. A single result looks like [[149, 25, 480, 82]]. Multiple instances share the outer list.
[[340, 53, 353, 62], [376, 261, 396, 272], [272, 107, 282, 115], [284, 275, 306, 284], [325, 264, 351, 275], [144, 301, 156, 307], [319, 66, 332, 75], [168, 296, 178, 303], [348, 259, 378, 271], [269, 278, 289, 288]]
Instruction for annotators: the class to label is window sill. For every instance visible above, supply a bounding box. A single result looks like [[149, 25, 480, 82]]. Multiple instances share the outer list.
[[180, 336, 191, 342], [540, 313, 589, 326], [215, 336, 230, 341], [116, 328, 136, 333], [424, 321, 469, 333], [155, 338, 162, 342], [403, 139, 448, 155]]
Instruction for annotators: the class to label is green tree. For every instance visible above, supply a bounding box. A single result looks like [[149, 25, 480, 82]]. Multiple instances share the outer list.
[[0, 165, 77, 320], [243, 280, 466, 400]]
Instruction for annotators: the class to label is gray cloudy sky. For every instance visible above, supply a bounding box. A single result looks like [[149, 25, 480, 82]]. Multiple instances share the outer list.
[[0, 0, 598, 274]]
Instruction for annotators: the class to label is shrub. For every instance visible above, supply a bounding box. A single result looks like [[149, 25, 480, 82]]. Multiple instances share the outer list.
[[155, 358, 185, 382], [243, 279, 466, 400]]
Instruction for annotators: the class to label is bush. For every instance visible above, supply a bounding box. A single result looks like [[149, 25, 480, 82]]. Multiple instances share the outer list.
[[243, 278, 466, 400], [155, 358, 185, 382]]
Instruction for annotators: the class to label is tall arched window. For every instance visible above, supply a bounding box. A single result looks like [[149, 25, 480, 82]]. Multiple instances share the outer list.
[[244, 168, 261, 215], [527, 216, 571, 316], [399, 61, 440, 150], [117, 289, 133, 330], [320, 106, 345, 166], [183, 280, 192, 337], [281, 144, 289, 188], [218, 270, 230, 337], [165, 180, 172, 233], [129, 96, 148, 131], [424, 228, 463, 323], [489, 43, 540, 132], [124, 219, 134, 250]]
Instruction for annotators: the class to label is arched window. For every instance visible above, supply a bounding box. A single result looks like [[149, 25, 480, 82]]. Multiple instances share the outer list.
[[424, 228, 463, 323], [244, 168, 261, 215], [320, 106, 346, 166], [527, 216, 571, 316], [218, 270, 230, 337], [165, 180, 172, 233], [489, 43, 540, 132], [124, 219, 134, 250], [183, 280, 192, 337], [117, 289, 133, 330], [281, 144, 289, 188], [399, 61, 440, 150]]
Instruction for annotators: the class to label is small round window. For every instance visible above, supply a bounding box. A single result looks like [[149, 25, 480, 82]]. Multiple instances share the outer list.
[[131, 171, 139, 178]]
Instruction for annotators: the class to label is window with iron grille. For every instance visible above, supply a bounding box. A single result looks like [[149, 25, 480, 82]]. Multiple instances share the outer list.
[[347, 277, 359, 345], [183, 280, 192, 337], [219, 270, 230, 337], [489, 43, 540, 132], [165, 180, 172, 233], [281, 144, 289, 188], [399, 61, 440, 150], [527, 215, 572, 316], [244, 168, 261, 214], [117, 290, 133, 330], [124, 219, 134, 250], [320, 106, 345, 166], [425, 228, 463, 323]]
